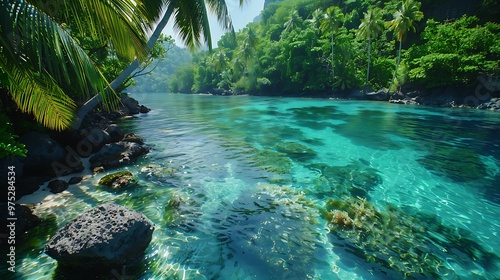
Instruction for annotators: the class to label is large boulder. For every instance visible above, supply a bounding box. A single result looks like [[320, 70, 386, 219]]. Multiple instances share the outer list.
[[20, 132, 83, 177], [104, 124, 124, 143], [89, 141, 149, 169], [45, 202, 154, 267]]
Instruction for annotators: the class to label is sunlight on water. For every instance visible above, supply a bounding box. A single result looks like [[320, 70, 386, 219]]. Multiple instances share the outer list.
[[8, 93, 500, 279]]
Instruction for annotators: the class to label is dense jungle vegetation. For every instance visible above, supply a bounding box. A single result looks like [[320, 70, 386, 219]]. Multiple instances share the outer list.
[[132, 0, 500, 95]]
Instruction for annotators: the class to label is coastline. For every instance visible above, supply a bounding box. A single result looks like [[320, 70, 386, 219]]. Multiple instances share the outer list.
[[203, 75, 500, 112]]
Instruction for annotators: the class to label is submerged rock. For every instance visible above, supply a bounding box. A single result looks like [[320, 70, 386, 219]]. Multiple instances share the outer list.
[[307, 162, 382, 198], [275, 142, 317, 161], [68, 176, 83, 185], [89, 141, 149, 169], [417, 144, 486, 182], [46, 202, 154, 267], [322, 197, 500, 278], [248, 149, 293, 174], [218, 184, 324, 279], [98, 171, 136, 189]]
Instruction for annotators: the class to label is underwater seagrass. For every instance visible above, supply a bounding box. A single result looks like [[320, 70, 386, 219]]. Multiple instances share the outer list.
[[216, 184, 327, 279], [322, 197, 500, 278]]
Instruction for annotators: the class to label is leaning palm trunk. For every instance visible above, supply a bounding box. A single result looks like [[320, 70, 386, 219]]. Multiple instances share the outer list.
[[331, 33, 335, 83], [366, 37, 372, 85], [388, 40, 402, 93], [71, 4, 176, 130]]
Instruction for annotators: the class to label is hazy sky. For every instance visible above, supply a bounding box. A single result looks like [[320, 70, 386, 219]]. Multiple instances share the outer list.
[[162, 0, 265, 48]]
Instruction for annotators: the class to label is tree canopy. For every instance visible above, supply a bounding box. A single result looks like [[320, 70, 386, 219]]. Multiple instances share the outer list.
[[167, 0, 499, 95]]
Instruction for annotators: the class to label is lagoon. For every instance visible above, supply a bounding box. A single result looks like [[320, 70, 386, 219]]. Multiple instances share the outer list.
[[9, 93, 500, 279]]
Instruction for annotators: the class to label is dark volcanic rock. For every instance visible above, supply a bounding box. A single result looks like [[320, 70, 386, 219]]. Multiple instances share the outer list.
[[104, 124, 124, 143], [16, 176, 49, 198], [89, 141, 149, 169], [139, 105, 151, 113], [45, 202, 154, 267], [20, 132, 84, 177], [121, 94, 150, 115], [68, 177, 83, 185], [48, 180, 69, 194]]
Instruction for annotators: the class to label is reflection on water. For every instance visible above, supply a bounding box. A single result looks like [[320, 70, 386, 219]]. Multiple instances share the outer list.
[[9, 94, 500, 279]]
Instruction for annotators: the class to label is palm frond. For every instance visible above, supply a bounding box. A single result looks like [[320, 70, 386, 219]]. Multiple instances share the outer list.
[[0, 0, 120, 124], [206, 0, 234, 31], [172, 0, 210, 50], [171, 0, 234, 50], [1, 1, 109, 96], [57, 0, 150, 61], [4, 65, 77, 131]]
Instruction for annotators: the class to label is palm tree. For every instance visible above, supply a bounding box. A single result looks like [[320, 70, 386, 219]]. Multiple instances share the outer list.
[[320, 6, 344, 84], [210, 50, 230, 72], [240, 27, 258, 63], [387, 0, 423, 92], [307, 8, 324, 29], [72, 0, 241, 129], [0, 0, 160, 130], [357, 8, 385, 85], [281, 10, 302, 39], [1, 0, 240, 131]]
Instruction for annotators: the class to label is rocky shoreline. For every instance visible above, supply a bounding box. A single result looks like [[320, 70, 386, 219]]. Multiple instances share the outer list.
[[208, 75, 500, 112], [0, 93, 155, 271]]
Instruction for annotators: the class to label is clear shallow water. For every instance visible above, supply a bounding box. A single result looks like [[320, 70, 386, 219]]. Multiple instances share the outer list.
[[7, 93, 500, 279]]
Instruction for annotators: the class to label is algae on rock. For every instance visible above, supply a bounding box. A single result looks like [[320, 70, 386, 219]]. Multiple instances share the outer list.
[[98, 171, 136, 189]]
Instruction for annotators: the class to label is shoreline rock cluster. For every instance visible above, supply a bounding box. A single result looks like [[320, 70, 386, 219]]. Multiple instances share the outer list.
[[0, 94, 155, 270], [340, 81, 500, 111]]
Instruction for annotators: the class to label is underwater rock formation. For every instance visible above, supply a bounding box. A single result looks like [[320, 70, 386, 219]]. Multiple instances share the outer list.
[[46, 202, 154, 268], [275, 141, 317, 162], [218, 184, 326, 279], [322, 197, 500, 278], [89, 141, 149, 169], [98, 171, 136, 189], [308, 161, 382, 198]]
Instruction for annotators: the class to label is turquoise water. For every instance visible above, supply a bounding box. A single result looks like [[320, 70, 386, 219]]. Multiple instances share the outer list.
[[8, 93, 500, 279]]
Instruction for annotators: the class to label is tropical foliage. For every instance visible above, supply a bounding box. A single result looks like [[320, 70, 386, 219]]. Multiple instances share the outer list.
[[0, 0, 241, 133], [0, 0, 164, 130], [166, 0, 499, 95]]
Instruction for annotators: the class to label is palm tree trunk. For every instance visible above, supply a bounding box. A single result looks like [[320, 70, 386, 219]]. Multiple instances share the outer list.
[[366, 37, 372, 85], [331, 33, 335, 85], [388, 40, 402, 93], [71, 3, 177, 130]]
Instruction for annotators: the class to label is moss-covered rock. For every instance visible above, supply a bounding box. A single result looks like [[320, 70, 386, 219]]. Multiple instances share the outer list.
[[98, 171, 136, 189]]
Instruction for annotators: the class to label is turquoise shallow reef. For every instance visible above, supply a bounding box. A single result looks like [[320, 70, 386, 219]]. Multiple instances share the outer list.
[[7, 93, 500, 279]]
